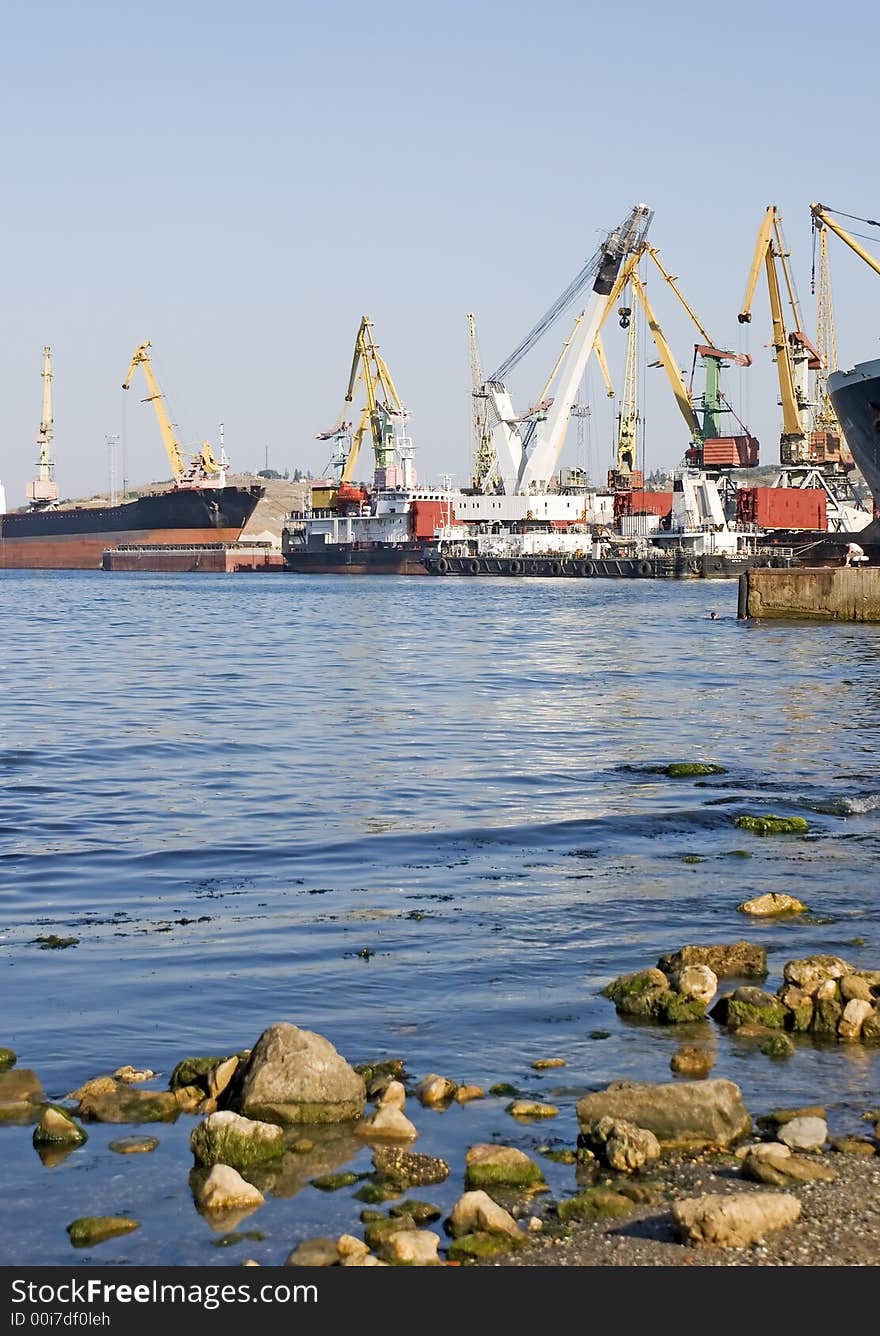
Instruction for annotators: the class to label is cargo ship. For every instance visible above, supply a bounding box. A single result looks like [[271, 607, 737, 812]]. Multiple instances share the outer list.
[[0, 343, 264, 569], [828, 359, 880, 546], [0, 484, 265, 570]]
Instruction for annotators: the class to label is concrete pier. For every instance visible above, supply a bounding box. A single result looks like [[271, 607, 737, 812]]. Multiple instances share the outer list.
[[738, 566, 880, 621]]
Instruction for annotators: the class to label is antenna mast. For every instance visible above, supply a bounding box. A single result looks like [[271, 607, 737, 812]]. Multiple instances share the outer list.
[[27, 347, 60, 509]]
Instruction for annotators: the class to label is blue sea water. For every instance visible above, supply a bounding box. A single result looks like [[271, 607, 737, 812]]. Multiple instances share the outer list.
[[1, 568, 879, 1265]]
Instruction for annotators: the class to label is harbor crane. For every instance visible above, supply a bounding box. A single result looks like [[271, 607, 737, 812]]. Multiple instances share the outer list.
[[738, 206, 821, 468], [467, 313, 495, 492], [316, 316, 412, 501], [479, 204, 653, 495], [122, 343, 228, 489], [26, 347, 59, 509]]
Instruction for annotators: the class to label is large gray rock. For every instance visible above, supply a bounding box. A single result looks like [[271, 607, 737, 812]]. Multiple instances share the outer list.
[[237, 1024, 365, 1125], [576, 1078, 751, 1150], [673, 1191, 801, 1248]]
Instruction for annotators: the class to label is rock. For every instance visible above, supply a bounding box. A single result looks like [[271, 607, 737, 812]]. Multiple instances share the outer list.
[[337, 1234, 369, 1260], [190, 1111, 284, 1168], [602, 968, 670, 1019], [782, 955, 851, 993], [531, 1058, 566, 1070], [778, 1115, 828, 1151], [506, 1100, 558, 1120], [558, 1188, 636, 1222], [113, 1066, 156, 1084], [711, 987, 787, 1030], [67, 1076, 120, 1101], [389, 1199, 442, 1224], [454, 1085, 485, 1103], [658, 942, 767, 980], [841, 975, 874, 1003], [376, 1080, 406, 1110], [291, 1138, 314, 1153], [670, 965, 718, 1006], [414, 1074, 458, 1107], [377, 1229, 442, 1264], [733, 814, 809, 836], [285, 1237, 340, 1267], [32, 1106, 87, 1147], [673, 1192, 801, 1247], [0, 1069, 46, 1116], [670, 1045, 714, 1078], [173, 1085, 205, 1111], [741, 1145, 835, 1186], [760, 1033, 794, 1059], [663, 762, 727, 777], [812, 985, 844, 1035], [464, 1144, 545, 1191], [861, 1010, 880, 1043], [839, 999, 874, 1041], [581, 1117, 661, 1172], [354, 1106, 418, 1141], [310, 1172, 359, 1191], [169, 1055, 241, 1096], [777, 984, 814, 1031], [830, 1136, 877, 1156], [738, 893, 807, 916], [447, 1190, 523, 1240], [758, 1105, 826, 1131], [196, 1164, 265, 1212], [0, 1048, 16, 1072], [67, 1217, 139, 1248], [237, 1023, 365, 1125], [447, 1232, 526, 1262], [371, 1147, 449, 1187], [109, 1136, 159, 1154], [77, 1088, 180, 1124], [342, 1253, 388, 1267], [576, 1078, 751, 1150]]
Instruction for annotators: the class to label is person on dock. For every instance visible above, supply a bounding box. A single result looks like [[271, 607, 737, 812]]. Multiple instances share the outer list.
[[845, 542, 869, 568]]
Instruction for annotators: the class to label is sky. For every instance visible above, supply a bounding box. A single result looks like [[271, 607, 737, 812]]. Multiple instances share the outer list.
[[2, 0, 879, 504]]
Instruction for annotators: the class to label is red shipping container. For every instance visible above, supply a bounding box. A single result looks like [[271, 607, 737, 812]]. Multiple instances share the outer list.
[[736, 487, 826, 531], [614, 490, 672, 521], [702, 436, 760, 467], [409, 499, 456, 539]]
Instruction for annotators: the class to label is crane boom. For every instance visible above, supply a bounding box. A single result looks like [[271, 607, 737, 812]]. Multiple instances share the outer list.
[[324, 316, 411, 488], [628, 268, 702, 441], [810, 203, 880, 280], [122, 343, 187, 482], [26, 346, 60, 508]]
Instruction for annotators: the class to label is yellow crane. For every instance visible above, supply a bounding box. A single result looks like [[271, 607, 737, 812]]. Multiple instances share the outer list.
[[317, 316, 409, 491], [613, 285, 640, 486], [122, 342, 226, 488], [738, 206, 820, 466]]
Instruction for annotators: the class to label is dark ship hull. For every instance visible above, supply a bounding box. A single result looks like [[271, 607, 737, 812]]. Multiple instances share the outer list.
[[282, 540, 433, 575], [0, 484, 265, 570], [828, 360, 880, 544]]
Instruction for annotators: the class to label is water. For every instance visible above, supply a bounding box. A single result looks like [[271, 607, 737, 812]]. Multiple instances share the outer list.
[[1, 569, 879, 1265]]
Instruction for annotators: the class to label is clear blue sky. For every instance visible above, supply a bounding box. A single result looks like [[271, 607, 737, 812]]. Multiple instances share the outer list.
[[2, 0, 878, 503]]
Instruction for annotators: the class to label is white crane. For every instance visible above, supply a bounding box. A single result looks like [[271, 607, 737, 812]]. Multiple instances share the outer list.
[[480, 205, 653, 494], [26, 347, 60, 508]]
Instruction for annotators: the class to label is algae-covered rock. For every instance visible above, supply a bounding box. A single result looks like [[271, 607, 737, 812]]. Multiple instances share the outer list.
[[447, 1232, 524, 1263], [557, 1188, 636, 1222], [506, 1100, 558, 1120], [663, 762, 727, 777], [109, 1136, 159, 1155], [760, 1033, 795, 1059], [464, 1144, 545, 1191], [603, 968, 671, 1020], [778, 984, 814, 1032], [169, 1055, 241, 1098], [657, 993, 708, 1025], [0, 1048, 16, 1072], [733, 814, 809, 836], [190, 1110, 283, 1169], [284, 1237, 340, 1267], [362, 1213, 416, 1251], [389, 1199, 441, 1223], [34, 934, 79, 950], [711, 987, 788, 1030], [77, 1088, 180, 1124], [371, 1147, 449, 1188], [67, 1216, 139, 1248], [670, 1045, 714, 1078], [33, 1105, 88, 1147], [531, 1058, 566, 1070], [310, 1172, 359, 1191], [658, 942, 767, 980]]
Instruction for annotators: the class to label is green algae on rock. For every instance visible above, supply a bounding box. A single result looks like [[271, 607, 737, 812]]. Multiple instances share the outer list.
[[67, 1216, 139, 1248], [733, 814, 809, 835], [447, 1232, 525, 1263], [34, 935, 79, 950], [310, 1172, 359, 1192], [464, 1144, 545, 1191], [32, 1105, 88, 1147], [663, 763, 728, 777], [0, 1049, 16, 1072], [557, 1188, 637, 1222]]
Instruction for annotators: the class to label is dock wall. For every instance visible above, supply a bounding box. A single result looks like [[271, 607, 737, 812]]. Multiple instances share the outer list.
[[738, 567, 880, 621]]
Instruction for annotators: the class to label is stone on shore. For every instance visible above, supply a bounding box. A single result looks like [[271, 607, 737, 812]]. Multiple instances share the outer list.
[[376, 1229, 442, 1265], [67, 1216, 140, 1248], [782, 956, 851, 992], [669, 965, 718, 1005], [236, 1023, 365, 1125], [839, 999, 874, 1041], [740, 1145, 835, 1186], [580, 1116, 661, 1172], [557, 1188, 637, 1222], [376, 1079, 406, 1110], [195, 1164, 265, 1213], [447, 1190, 523, 1240], [673, 1191, 801, 1247], [190, 1110, 284, 1169], [657, 942, 767, 979], [32, 1106, 88, 1147], [464, 1144, 545, 1191], [109, 1136, 160, 1154], [710, 987, 787, 1030], [778, 1115, 828, 1151], [738, 893, 807, 916], [576, 1078, 751, 1150], [454, 1085, 485, 1103], [285, 1237, 340, 1267]]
